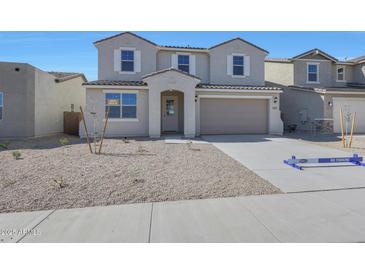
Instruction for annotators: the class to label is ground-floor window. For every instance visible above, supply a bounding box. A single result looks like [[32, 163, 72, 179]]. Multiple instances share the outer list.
[[0, 92, 3, 120], [105, 92, 137, 119]]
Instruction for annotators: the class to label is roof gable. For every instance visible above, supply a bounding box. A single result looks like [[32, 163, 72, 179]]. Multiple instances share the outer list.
[[94, 32, 157, 46], [292, 48, 338, 62], [142, 68, 201, 81], [209, 37, 269, 54]]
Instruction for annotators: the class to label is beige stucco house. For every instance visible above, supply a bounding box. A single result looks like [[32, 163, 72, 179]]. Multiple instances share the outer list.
[[82, 32, 283, 138], [0, 61, 86, 138], [265, 49, 365, 133]]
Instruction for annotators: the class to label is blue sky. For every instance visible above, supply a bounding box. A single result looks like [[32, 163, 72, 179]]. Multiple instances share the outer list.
[[0, 31, 364, 80]]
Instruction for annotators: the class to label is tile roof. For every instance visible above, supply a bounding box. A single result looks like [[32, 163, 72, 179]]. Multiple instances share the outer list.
[[265, 58, 292, 63], [159, 45, 207, 50], [83, 80, 147, 86], [197, 83, 281, 90], [48, 71, 87, 82], [142, 67, 201, 80], [347, 55, 365, 64], [289, 84, 365, 93]]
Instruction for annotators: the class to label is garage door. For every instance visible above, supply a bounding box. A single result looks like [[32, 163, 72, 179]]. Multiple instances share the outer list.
[[333, 98, 365, 133], [200, 98, 268, 134]]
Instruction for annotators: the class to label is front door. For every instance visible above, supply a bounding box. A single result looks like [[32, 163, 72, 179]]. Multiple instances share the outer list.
[[162, 95, 179, 132]]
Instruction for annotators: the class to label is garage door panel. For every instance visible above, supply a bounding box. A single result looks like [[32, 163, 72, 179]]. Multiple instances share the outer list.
[[200, 98, 268, 134], [333, 98, 365, 133]]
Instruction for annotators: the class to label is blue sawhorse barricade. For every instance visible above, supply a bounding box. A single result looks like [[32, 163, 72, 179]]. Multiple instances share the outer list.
[[284, 154, 365, 170]]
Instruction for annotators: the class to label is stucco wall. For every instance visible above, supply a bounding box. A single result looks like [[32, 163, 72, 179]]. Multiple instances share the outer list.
[[157, 50, 210, 83], [209, 39, 266, 85], [265, 61, 294, 86], [34, 70, 85, 136], [293, 60, 333, 87], [97, 33, 158, 81], [280, 88, 325, 131], [354, 63, 365, 84], [0, 62, 35, 138], [80, 88, 149, 138]]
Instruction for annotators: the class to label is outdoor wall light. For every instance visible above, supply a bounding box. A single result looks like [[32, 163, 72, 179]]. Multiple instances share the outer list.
[[328, 101, 333, 107], [273, 96, 278, 104], [195, 95, 198, 102]]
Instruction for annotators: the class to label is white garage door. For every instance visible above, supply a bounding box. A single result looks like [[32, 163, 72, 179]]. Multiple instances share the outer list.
[[200, 98, 268, 134], [333, 98, 365, 133]]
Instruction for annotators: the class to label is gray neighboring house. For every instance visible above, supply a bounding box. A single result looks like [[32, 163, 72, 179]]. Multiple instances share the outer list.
[[0, 61, 86, 138], [265, 49, 365, 133], [82, 32, 283, 138]]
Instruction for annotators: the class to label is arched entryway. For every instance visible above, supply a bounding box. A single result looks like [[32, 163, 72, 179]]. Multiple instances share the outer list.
[[142, 68, 201, 138], [161, 90, 184, 134]]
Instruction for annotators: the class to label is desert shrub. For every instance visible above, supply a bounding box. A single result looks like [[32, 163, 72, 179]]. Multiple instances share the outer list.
[[12, 151, 22, 160], [59, 137, 70, 146], [51, 177, 68, 189], [0, 140, 11, 150], [137, 144, 147, 153]]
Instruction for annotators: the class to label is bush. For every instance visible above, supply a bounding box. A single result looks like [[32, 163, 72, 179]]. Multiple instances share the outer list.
[[12, 151, 22, 160], [51, 177, 68, 189], [0, 140, 11, 150], [59, 137, 70, 146]]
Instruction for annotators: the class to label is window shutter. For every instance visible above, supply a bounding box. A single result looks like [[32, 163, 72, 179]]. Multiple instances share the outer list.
[[114, 49, 121, 72], [227, 55, 233, 75], [135, 50, 141, 73], [244, 56, 250, 76], [190, 55, 196, 75], [171, 54, 178, 69]]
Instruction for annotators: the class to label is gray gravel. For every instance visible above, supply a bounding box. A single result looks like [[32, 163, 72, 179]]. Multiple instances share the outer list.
[[0, 135, 281, 213]]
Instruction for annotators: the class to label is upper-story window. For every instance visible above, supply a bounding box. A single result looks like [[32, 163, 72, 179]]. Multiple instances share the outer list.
[[337, 66, 345, 82], [178, 55, 190, 73], [307, 63, 319, 83], [105, 92, 137, 120], [121, 50, 134, 72], [233, 55, 244, 76], [0, 91, 3, 120]]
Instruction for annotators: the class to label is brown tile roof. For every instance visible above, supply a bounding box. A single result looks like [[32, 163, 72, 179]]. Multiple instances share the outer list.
[[142, 68, 201, 80], [159, 45, 207, 50], [347, 55, 365, 64], [48, 71, 87, 83], [265, 58, 292, 63], [209, 37, 269, 54], [197, 83, 281, 90], [83, 80, 147, 86]]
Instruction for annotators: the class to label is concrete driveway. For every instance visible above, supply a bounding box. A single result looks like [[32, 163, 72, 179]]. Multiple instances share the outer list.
[[203, 135, 365, 193]]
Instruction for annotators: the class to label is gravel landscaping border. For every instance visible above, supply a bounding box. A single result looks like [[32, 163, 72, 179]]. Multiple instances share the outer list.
[[0, 135, 281, 213]]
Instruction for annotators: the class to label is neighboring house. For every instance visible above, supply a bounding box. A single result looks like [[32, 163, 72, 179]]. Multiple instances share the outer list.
[[82, 32, 283, 138], [265, 49, 365, 133], [0, 61, 86, 138]]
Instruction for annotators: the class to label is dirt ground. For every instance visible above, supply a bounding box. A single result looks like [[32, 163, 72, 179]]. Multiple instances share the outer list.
[[286, 133, 365, 154], [0, 135, 281, 213]]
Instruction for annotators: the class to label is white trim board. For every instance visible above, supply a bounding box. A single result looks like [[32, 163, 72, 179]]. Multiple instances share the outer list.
[[199, 95, 272, 99]]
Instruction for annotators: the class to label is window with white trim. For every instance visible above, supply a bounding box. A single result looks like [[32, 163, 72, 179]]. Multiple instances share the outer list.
[[178, 55, 190, 73], [233, 55, 244, 76], [337, 66, 345, 82], [121, 50, 134, 72], [0, 92, 3, 120], [105, 92, 137, 119], [307, 63, 319, 83]]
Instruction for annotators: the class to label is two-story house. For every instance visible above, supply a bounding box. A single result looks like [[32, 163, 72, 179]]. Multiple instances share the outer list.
[[265, 49, 365, 133], [82, 32, 283, 138]]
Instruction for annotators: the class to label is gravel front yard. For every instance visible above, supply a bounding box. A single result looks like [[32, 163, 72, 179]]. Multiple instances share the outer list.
[[0, 135, 281, 213]]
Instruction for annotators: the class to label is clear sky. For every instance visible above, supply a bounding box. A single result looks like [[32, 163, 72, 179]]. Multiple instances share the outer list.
[[0, 31, 364, 81]]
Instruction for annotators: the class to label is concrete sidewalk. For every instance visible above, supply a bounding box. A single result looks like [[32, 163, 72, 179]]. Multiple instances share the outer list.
[[203, 135, 365, 193], [1, 188, 365, 243]]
